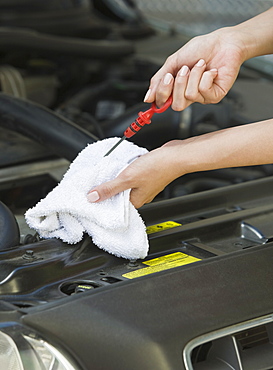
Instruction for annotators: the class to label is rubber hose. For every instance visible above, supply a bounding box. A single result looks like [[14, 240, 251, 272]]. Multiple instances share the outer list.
[[0, 27, 134, 59], [0, 93, 98, 161], [59, 81, 112, 112], [0, 201, 20, 249], [57, 80, 150, 139]]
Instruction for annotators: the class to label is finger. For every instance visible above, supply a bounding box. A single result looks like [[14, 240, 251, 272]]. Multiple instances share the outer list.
[[185, 59, 207, 102], [143, 88, 152, 103], [199, 69, 226, 104], [143, 66, 170, 103], [154, 72, 174, 107], [172, 65, 190, 111], [143, 53, 180, 103], [199, 69, 221, 103], [87, 177, 129, 203]]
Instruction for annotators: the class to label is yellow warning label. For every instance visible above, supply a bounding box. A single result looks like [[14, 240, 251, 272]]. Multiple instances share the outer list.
[[77, 285, 92, 290], [122, 252, 201, 279], [146, 221, 181, 235]]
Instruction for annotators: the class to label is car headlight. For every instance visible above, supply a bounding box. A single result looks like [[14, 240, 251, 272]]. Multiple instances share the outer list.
[[0, 322, 80, 370]]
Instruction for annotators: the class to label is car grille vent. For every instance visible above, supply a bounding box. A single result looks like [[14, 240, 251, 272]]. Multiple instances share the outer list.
[[183, 314, 273, 370], [235, 325, 269, 350]]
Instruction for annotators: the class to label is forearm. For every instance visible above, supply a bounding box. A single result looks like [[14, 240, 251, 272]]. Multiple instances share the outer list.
[[166, 119, 273, 177], [87, 120, 273, 208]]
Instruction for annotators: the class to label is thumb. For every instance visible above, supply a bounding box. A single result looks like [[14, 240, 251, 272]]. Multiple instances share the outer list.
[[87, 178, 129, 203]]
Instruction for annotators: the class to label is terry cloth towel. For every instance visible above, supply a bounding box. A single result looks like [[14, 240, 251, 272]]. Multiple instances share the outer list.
[[25, 138, 149, 260]]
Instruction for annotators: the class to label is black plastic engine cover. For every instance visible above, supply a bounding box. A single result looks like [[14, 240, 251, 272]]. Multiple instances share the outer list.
[[21, 242, 273, 370]]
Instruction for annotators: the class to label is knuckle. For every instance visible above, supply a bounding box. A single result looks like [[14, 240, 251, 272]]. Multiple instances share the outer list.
[[145, 195, 156, 206], [155, 92, 171, 108], [132, 200, 142, 209], [171, 102, 186, 111], [129, 191, 142, 209], [198, 85, 208, 94], [209, 96, 220, 104], [210, 96, 222, 104], [184, 90, 198, 101], [150, 74, 158, 85], [203, 91, 224, 105], [157, 86, 171, 98], [118, 170, 134, 188], [165, 54, 175, 66], [99, 185, 114, 200]]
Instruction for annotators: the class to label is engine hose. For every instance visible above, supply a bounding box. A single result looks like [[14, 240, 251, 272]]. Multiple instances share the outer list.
[[58, 80, 149, 112], [0, 201, 20, 250], [0, 93, 98, 161], [57, 80, 150, 139], [0, 27, 134, 59], [58, 82, 112, 112]]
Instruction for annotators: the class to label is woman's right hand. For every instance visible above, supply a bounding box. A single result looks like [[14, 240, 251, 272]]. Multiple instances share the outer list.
[[144, 27, 246, 111]]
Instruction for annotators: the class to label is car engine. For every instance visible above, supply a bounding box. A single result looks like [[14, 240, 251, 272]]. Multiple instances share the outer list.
[[1, 1, 273, 369]]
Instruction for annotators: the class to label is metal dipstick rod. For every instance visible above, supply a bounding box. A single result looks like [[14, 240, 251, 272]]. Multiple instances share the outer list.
[[104, 96, 172, 157]]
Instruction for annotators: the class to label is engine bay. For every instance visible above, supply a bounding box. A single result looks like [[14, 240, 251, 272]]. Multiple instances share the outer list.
[[1, 1, 273, 369], [1, 0, 273, 305]]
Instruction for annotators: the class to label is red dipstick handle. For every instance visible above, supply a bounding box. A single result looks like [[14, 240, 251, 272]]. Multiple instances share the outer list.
[[124, 96, 173, 138]]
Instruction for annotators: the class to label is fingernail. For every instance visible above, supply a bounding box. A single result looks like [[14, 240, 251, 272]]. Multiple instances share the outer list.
[[143, 88, 151, 102], [196, 59, 205, 67], [179, 65, 189, 77], [163, 73, 173, 85], [87, 191, 100, 203], [210, 68, 218, 73]]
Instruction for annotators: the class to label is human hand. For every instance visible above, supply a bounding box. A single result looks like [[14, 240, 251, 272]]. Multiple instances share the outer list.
[[144, 27, 246, 110], [87, 116, 273, 208], [87, 142, 184, 208]]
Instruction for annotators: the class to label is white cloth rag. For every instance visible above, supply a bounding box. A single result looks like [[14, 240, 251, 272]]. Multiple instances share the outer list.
[[25, 138, 149, 260]]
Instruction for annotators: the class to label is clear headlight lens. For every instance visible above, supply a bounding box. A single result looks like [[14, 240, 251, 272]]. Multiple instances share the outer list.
[[0, 330, 24, 370], [0, 323, 80, 370]]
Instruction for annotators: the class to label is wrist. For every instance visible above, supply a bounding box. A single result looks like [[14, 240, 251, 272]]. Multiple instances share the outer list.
[[212, 26, 250, 63], [227, 7, 273, 61], [160, 139, 196, 178], [230, 24, 260, 62]]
